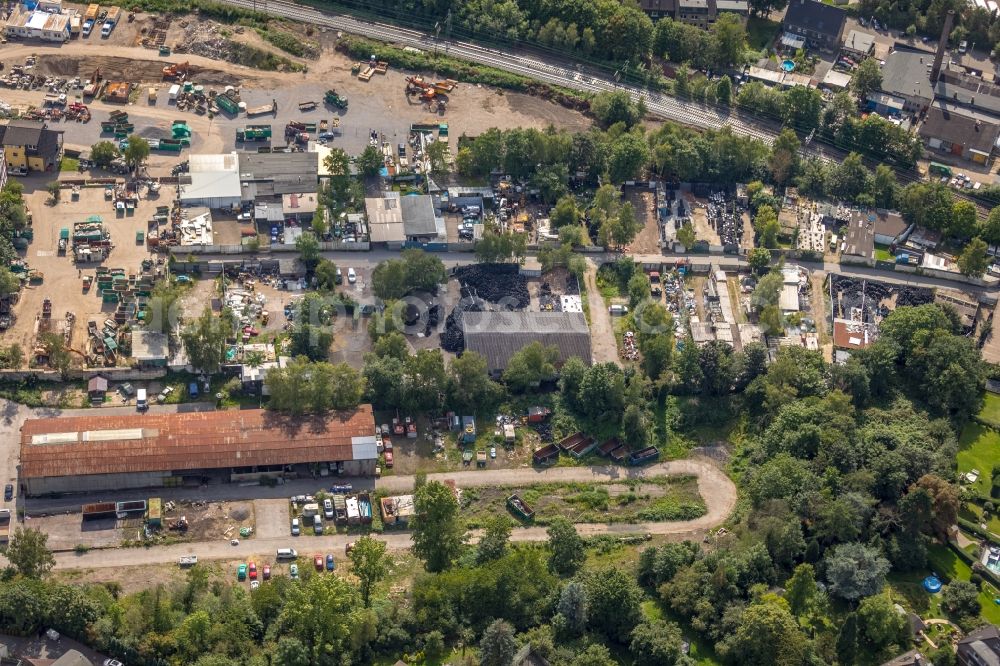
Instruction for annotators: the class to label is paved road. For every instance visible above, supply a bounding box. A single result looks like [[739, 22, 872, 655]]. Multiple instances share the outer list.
[[45, 459, 735, 570]]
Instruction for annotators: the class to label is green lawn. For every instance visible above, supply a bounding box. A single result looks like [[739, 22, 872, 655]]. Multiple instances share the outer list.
[[958, 423, 1000, 495], [981, 393, 1000, 427], [926, 543, 1000, 625], [59, 156, 79, 172], [874, 244, 894, 262], [746, 16, 781, 51]]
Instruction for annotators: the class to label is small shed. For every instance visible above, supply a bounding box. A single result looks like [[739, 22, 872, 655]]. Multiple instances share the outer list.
[[87, 375, 108, 400]]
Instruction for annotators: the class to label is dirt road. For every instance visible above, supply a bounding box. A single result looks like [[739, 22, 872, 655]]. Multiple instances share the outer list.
[[40, 459, 735, 570], [584, 258, 619, 365]]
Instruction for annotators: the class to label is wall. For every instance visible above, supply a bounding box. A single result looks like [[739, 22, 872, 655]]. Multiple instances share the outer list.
[[171, 240, 371, 255], [26, 470, 171, 496]]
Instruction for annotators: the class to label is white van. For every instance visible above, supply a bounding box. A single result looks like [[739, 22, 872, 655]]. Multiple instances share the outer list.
[[290, 518, 300, 536], [136, 388, 148, 411], [609, 304, 629, 316], [276, 548, 297, 560]]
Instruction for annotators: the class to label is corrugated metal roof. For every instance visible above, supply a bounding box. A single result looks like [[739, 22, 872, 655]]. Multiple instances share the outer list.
[[20, 405, 375, 479], [462, 311, 591, 371]]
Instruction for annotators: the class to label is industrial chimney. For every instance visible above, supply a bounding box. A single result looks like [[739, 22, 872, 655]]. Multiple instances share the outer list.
[[931, 9, 956, 84]]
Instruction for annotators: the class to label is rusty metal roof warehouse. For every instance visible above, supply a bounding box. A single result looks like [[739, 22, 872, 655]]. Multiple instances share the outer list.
[[19, 405, 375, 479]]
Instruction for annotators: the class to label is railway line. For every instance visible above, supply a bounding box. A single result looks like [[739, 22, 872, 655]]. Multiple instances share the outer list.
[[218, 0, 994, 214]]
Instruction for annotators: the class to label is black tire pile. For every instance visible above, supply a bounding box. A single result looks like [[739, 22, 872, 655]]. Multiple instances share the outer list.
[[453, 264, 529, 309], [440, 308, 466, 352]]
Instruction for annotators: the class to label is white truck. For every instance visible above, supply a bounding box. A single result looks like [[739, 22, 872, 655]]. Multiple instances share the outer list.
[[178, 555, 198, 567]]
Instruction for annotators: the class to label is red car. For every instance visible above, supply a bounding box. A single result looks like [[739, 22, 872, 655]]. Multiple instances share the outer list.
[[385, 450, 394, 468], [314, 555, 324, 571], [383, 438, 393, 452], [248, 562, 257, 580], [262, 565, 271, 581]]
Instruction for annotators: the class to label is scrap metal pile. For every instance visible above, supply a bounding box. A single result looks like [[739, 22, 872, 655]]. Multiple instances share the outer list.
[[707, 191, 744, 249], [829, 274, 933, 323]]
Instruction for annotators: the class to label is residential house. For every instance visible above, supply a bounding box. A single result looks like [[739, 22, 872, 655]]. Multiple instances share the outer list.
[[639, 0, 747, 25], [0, 120, 63, 172], [958, 624, 1000, 666], [782, 0, 847, 53], [919, 103, 1000, 165], [880, 46, 936, 114]]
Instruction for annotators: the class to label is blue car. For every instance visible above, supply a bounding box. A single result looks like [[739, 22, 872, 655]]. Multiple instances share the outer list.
[[326, 554, 335, 571], [188, 382, 199, 399]]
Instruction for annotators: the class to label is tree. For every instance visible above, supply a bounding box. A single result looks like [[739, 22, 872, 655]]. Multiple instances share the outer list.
[[0, 267, 20, 297], [950, 201, 979, 240], [836, 612, 859, 666], [958, 238, 990, 278], [181, 307, 233, 375], [314, 259, 338, 291], [590, 90, 643, 128], [858, 592, 909, 653], [585, 567, 644, 643], [830, 152, 872, 201], [547, 518, 585, 576], [90, 140, 120, 168], [555, 581, 588, 637], [983, 205, 1000, 246], [123, 135, 150, 170], [711, 14, 745, 68], [373, 331, 409, 361], [274, 574, 364, 661], [274, 637, 311, 666], [551, 195, 580, 227], [747, 247, 771, 274], [46, 180, 60, 204], [872, 163, 898, 209], [629, 619, 685, 665], [852, 57, 883, 101], [426, 139, 451, 175], [571, 645, 616, 666], [676, 222, 697, 249], [768, 128, 800, 186], [719, 594, 808, 666], [5, 526, 55, 578], [348, 535, 389, 608], [266, 358, 363, 413], [577, 362, 626, 421], [503, 341, 560, 392], [911, 474, 960, 541], [323, 147, 350, 177], [357, 144, 383, 176], [785, 563, 818, 617], [371, 250, 447, 300], [449, 351, 502, 415], [480, 619, 518, 666], [295, 231, 321, 268], [476, 515, 512, 564], [411, 481, 465, 572], [363, 353, 405, 409], [783, 85, 822, 130], [328, 362, 365, 410], [941, 580, 981, 624], [825, 542, 890, 600], [716, 75, 732, 105], [754, 204, 781, 249]]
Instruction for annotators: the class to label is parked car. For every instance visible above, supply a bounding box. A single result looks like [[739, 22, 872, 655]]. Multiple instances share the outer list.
[[262, 565, 271, 580], [323, 498, 334, 519], [314, 555, 324, 571], [248, 562, 257, 580], [347, 267, 357, 283], [335, 267, 343, 284], [290, 563, 299, 579], [384, 450, 394, 468], [490, 446, 496, 459], [326, 554, 335, 570], [291, 518, 300, 536], [250, 580, 260, 590], [237, 564, 247, 581], [156, 386, 174, 403], [188, 382, 199, 399], [4, 484, 12, 501]]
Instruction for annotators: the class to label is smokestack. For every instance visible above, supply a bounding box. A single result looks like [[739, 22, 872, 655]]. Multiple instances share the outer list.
[[931, 10, 956, 84]]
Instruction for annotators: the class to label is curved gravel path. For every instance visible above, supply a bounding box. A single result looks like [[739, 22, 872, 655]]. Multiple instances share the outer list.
[[48, 459, 736, 570]]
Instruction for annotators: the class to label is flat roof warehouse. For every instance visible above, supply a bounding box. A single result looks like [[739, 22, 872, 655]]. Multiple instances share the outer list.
[[19, 406, 377, 495]]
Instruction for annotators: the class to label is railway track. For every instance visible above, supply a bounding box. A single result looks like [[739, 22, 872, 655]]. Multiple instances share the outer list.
[[218, 0, 994, 214]]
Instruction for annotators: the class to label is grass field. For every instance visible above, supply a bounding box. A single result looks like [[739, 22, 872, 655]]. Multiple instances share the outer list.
[[458, 476, 705, 528], [746, 16, 781, 52], [981, 393, 1000, 427], [958, 422, 1000, 495], [874, 244, 894, 262], [926, 543, 1000, 625]]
